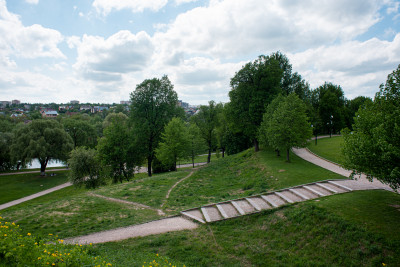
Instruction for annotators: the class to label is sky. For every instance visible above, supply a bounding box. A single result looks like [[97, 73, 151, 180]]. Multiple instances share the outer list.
[[0, 0, 399, 105]]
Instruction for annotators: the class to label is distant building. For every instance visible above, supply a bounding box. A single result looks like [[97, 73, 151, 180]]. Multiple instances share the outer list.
[[24, 104, 31, 110], [0, 101, 10, 108], [80, 105, 91, 111], [12, 100, 21, 105], [120, 101, 131, 105], [177, 100, 189, 109], [91, 106, 109, 113], [70, 100, 79, 104], [40, 109, 58, 118]]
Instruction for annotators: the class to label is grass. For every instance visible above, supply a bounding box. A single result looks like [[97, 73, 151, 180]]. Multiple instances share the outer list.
[[2, 145, 399, 266], [0, 185, 161, 238], [307, 136, 344, 164], [314, 190, 400, 240], [94, 193, 400, 266], [164, 148, 345, 212], [0, 171, 69, 204]]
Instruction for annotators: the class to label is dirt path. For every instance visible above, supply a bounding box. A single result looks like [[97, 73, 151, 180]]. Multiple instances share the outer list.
[[161, 168, 197, 208], [88, 193, 166, 216]]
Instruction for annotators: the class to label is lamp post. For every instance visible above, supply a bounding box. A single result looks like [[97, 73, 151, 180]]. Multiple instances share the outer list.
[[330, 115, 333, 138]]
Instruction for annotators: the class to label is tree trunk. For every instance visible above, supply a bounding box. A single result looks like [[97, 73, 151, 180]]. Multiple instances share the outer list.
[[222, 148, 225, 158], [275, 149, 280, 157], [315, 134, 318, 145], [40, 158, 49, 176], [286, 148, 290, 162], [192, 150, 195, 168], [147, 156, 152, 177], [254, 139, 259, 152], [207, 148, 211, 163]]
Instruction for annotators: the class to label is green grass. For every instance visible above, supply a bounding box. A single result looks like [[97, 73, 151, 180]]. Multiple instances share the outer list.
[[96, 169, 191, 210], [314, 190, 400, 240], [94, 195, 400, 266], [164, 148, 345, 212], [307, 136, 344, 164], [0, 171, 69, 204], [176, 152, 220, 166], [0, 185, 161, 238]]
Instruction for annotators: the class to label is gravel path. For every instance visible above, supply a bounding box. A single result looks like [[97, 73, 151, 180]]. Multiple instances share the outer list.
[[64, 216, 198, 244], [0, 182, 72, 211]]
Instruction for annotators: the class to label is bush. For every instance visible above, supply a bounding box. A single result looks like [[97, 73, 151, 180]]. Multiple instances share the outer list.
[[0, 216, 112, 266]]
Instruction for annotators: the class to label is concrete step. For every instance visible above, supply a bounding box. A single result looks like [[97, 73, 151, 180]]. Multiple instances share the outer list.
[[319, 182, 348, 193], [181, 209, 205, 224], [247, 196, 272, 210], [218, 202, 240, 218], [181, 179, 355, 224], [328, 181, 353, 192], [202, 206, 223, 222]]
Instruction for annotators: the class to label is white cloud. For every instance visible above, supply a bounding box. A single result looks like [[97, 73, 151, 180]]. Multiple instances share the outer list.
[[72, 30, 154, 81], [0, 0, 65, 64], [288, 34, 400, 98], [175, 0, 197, 5], [92, 0, 168, 15], [25, 0, 39, 5], [154, 0, 382, 60]]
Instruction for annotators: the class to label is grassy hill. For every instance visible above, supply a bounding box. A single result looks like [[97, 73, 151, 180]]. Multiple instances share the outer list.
[[1, 145, 399, 266]]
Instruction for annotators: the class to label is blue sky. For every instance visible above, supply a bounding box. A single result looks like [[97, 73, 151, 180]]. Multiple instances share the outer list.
[[0, 0, 399, 105]]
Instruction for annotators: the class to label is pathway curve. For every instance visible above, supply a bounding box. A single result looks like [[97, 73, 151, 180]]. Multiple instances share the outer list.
[[0, 162, 207, 211]]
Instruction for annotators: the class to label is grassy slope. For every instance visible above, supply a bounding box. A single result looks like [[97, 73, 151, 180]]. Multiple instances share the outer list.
[[307, 136, 344, 164], [96, 193, 400, 266], [2, 146, 399, 266], [0, 171, 69, 204], [165, 148, 345, 212]]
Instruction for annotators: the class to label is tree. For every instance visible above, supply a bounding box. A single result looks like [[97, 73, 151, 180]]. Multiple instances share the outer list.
[[342, 65, 400, 190], [97, 113, 138, 183], [259, 93, 312, 162], [188, 123, 207, 167], [10, 120, 73, 176], [227, 52, 310, 152], [156, 117, 191, 170], [215, 104, 229, 158], [0, 132, 15, 171], [191, 101, 220, 163], [62, 117, 97, 148], [68, 147, 103, 189], [129, 75, 179, 177], [311, 82, 346, 135]]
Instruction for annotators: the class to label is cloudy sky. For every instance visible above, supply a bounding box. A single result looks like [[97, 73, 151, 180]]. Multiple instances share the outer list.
[[0, 0, 399, 105]]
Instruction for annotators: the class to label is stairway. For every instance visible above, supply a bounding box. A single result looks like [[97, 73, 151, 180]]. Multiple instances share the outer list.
[[180, 180, 353, 223]]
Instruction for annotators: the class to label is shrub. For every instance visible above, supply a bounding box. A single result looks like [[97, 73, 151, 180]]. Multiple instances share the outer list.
[[0, 216, 112, 266]]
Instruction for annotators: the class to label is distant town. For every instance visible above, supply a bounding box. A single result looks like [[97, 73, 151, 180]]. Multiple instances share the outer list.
[[0, 99, 199, 121]]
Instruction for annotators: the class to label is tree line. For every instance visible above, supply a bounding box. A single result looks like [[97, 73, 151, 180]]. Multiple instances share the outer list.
[[1, 51, 398, 189]]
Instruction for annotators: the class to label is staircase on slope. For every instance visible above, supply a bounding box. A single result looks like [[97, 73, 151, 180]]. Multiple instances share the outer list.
[[180, 180, 353, 224]]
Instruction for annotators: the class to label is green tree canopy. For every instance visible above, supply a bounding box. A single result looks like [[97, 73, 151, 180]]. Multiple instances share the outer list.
[[62, 117, 97, 148], [68, 147, 103, 189], [227, 51, 310, 152], [343, 65, 400, 190], [129, 75, 179, 176], [259, 93, 312, 162], [156, 117, 191, 170], [10, 120, 73, 176], [97, 113, 138, 183], [191, 101, 220, 163]]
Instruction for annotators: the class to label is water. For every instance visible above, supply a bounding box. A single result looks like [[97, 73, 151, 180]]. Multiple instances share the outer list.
[[25, 159, 66, 169]]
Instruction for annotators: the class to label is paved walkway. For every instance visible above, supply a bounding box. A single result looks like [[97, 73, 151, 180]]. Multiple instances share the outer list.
[[0, 182, 72, 211], [0, 162, 207, 211]]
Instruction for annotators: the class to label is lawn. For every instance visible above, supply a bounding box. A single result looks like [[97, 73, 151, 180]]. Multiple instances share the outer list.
[[0, 170, 69, 204], [307, 135, 344, 164], [1, 146, 399, 266], [94, 190, 400, 266], [164, 148, 345, 212]]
